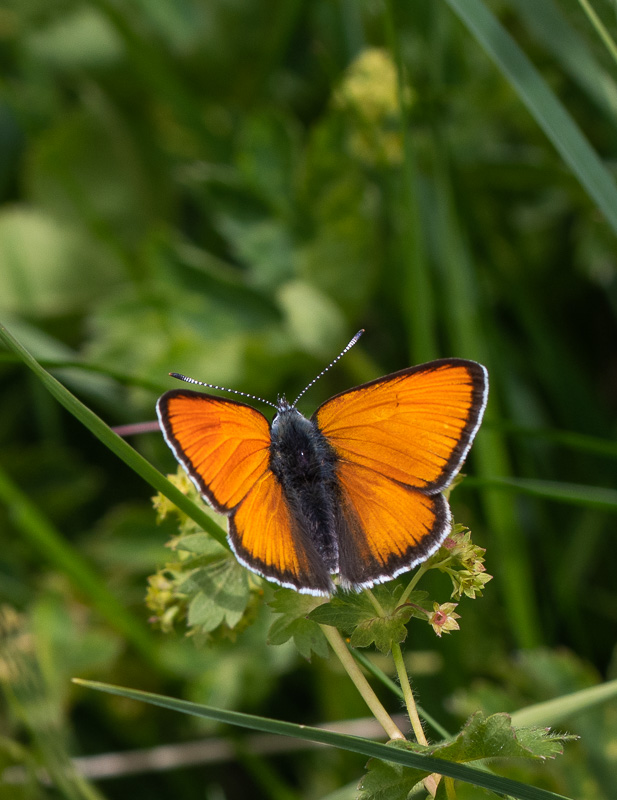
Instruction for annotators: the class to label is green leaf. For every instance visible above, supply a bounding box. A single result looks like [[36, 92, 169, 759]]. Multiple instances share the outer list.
[[267, 589, 329, 660], [172, 532, 223, 556], [308, 587, 427, 654], [185, 556, 250, 633], [73, 681, 575, 800], [359, 713, 572, 800], [426, 712, 569, 763], [358, 755, 426, 800]]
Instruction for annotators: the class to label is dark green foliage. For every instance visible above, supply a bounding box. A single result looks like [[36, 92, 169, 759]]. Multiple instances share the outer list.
[[1, 0, 617, 798]]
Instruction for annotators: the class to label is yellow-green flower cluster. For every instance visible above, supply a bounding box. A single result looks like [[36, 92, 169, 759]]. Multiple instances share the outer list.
[[435, 525, 492, 601], [334, 48, 413, 166]]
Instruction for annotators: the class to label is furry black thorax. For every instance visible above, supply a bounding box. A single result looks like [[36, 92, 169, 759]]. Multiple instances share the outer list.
[[268, 402, 339, 570]]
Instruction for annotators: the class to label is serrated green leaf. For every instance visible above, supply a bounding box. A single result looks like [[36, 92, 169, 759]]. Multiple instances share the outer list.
[[358, 713, 571, 800], [268, 615, 330, 661], [349, 606, 413, 654], [185, 556, 250, 632], [267, 589, 329, 660], [188, 591, 226, 631], [308, 588, 426, 654], [174, 533, 225, 556], [358, 755, 426, 800], [401, 712, 568, 764], [307, 592, 375, 631]]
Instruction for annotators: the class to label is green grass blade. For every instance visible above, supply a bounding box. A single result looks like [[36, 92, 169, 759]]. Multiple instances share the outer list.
[[445, 0, 617, 236], [492, 423, 617, 460], [0, 321, 228, 548], [511, 678, 617, 727], [384, 0, 438, 362], [74, 680, 573, 800], [512, 0, 617, 123], [427, 149, 541, 647], [575, 0, 617, 67], [0, 465, 159, 667], [465, 476, 617, 512]]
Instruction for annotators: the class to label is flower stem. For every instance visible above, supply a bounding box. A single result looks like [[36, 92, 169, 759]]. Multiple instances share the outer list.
[[399, 563, 429, 605], [319, 625, 405, 740], [392, 642, 440, 797], [391, 642, 426, 745]]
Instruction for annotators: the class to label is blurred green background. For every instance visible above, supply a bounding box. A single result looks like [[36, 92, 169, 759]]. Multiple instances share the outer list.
[[1, 1, 617, 798]]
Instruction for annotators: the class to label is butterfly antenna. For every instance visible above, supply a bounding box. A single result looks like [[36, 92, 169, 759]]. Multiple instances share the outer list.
[[291, 329, 365, 408], [169, 373, 279, 411]]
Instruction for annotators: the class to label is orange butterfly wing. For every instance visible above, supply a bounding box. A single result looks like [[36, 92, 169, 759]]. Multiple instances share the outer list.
[[157, 391, 332, 593], [314, 359, 487, 587]]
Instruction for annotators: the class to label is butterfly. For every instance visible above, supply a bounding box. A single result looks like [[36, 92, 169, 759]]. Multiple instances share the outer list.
[[156, 332, 488, 596]]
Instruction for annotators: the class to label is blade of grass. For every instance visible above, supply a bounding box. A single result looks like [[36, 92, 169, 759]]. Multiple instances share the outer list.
[[384, 0, 439, 363], [511, 677, 617, 727], [514, 0, 617, 119], [512, 0, 617, 123], [490, 422, 617, 460], [0, 466, 159, 668], [74, 680, 574, 800], [425, 123, 541, 646], [575, 0, 617, 66], [444, 0, 617, 237], [0, 321, 228, 548], [463, 476, 617, 512]]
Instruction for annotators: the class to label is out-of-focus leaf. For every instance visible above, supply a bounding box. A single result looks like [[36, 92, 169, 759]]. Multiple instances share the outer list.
[[0, 207, 123, 316]]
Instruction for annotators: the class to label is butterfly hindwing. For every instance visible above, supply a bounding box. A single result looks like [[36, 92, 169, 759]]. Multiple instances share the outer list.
[[334, 461, 450, 589], [229, 470, 333, 594]]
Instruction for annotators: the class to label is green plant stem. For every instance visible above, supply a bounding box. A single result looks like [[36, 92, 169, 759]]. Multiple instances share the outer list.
[[391, 643, 426, 746], [576, 0, 617, 65], [319, 625, 405, 741], [399, 563, 429, 604], [350, 649, 451, 739], [364, 588, 385, 616], [392, 643, 440, 798]]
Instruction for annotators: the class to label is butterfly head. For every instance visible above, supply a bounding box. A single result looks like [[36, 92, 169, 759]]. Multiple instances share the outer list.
[[276, 395, 292, 413], [272, 396, 306, 436]]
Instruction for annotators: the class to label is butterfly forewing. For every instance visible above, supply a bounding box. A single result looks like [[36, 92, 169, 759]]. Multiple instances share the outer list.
[[156, 391, 272, 512], [314, 359, 487, 493]]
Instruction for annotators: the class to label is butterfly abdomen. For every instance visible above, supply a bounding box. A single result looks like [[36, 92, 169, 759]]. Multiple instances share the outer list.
[[269, 408, 339, 570]]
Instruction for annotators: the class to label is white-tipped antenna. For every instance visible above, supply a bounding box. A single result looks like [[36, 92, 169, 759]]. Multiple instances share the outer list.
[[291, 329, 364, 408], [169, 373, 279, 411]]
